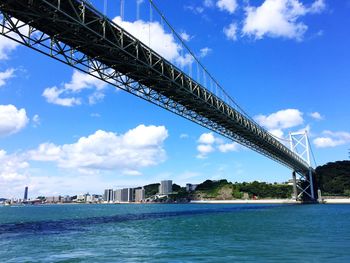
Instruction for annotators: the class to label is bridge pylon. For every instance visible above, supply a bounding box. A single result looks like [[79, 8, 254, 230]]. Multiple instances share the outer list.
[[289, 131, 317, 202]]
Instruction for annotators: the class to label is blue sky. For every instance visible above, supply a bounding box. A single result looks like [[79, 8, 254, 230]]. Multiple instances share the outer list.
[[0, 0, 349, 198]]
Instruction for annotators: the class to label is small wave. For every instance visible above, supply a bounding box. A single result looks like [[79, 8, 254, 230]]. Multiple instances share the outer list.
[[0, 205, 278, 237]]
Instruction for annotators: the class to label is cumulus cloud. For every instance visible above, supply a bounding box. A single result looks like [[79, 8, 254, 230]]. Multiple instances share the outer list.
[[216, 0, 238, 14], [0, 68, 15, 87], [197, 144, 215, 158], [198, 132, 216, 144], [242, 0, 326, 41], [180, 32, 191, 42], [309, 111, 323, 120], [0, 149, 30, 197], [64, 70, 106, 92], [0, 36, 19, 60], [197, 132, 239, 158], [32, 114, 40, 127], [29, 125, 168, 174], [0, 16, 36, 60], [113, 17, 194, 67], [0, 104, 29, 137], [254, 109, 304, 138], [218, 142, 239, 153], [42, 70, 108, 106], [223, 22, 238, 41], [42, 86, 82, 107], [199, 47, 212, 58], [313, 131, 350, 148]]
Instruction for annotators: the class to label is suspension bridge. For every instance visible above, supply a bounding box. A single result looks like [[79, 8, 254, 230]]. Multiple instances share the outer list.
[[0, 0, 317, 201]]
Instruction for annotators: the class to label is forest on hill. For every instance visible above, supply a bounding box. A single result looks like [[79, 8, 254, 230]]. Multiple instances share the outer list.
[[316, 160, 350, 196]]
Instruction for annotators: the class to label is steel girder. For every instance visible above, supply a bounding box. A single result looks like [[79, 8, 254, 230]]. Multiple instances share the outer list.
[[0, 0, 310, 174]]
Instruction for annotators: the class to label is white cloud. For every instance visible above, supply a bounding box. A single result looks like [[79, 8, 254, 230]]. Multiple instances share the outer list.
[[197, 144, 215, 158], [0, 17, 33, 60], [32, 114, 40, 127], [64, 70, 106, 92], [313, 130, 350, 148], [254, 109, 304, 141], [309, 0, 326, 13], [268, 128, 285, 139], [217, 0, 238, 14], [0, 149, 29, 198], [242, 0, 326, 41], [180, 32, 191, 42], [0, 149, 28, 181], [204, 0, 214, 8], [180, 133, 189, 139], [198, 132, 216, 144], [42, 70, 108, 106], [223, 23, 238, 41], [42, 86, 81, 107], [199, 47, 212, 58], [0, 104, 29, 137], [0, 68, 15, 87], [0, 36, 19, 60], [254, 109, 304, 130], [196, 132, 240, 158], [113, 16, 194, 67], [218, 142, 239, 153], [175, 53, 194, 68], [29, 125, 168, 173], [309, 111, 323, 120]]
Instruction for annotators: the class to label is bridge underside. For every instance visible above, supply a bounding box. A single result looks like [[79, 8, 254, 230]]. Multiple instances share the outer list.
[[0, 0, 316, 200]]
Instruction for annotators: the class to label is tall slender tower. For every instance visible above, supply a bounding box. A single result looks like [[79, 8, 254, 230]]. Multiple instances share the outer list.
[[24, 186, 28, 200]]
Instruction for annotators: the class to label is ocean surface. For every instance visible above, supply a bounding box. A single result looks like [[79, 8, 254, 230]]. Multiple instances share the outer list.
[[0, 204, 350, 262]]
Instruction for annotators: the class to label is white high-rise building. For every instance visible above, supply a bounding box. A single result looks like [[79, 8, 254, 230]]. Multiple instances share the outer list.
[[159, 180, 172, 195], [114, 189, 122, 202], [135, 188, 145, 202]]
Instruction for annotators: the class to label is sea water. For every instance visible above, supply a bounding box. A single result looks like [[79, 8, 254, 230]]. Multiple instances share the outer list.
[[0, 204, 349, 262]]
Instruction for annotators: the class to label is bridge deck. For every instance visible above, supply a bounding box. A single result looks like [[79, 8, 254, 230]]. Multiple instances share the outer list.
[[0, 0, 309, 173]]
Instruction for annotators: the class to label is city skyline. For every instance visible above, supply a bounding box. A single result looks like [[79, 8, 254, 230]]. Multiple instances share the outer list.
[[1, 0, 349, 198]]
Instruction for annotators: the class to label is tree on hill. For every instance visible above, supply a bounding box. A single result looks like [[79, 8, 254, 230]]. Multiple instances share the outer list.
[[144, 183, 160, 197], [316, 160, 350, 196]]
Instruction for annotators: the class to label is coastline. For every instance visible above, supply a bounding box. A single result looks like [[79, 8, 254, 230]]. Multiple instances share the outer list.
[[190, 199, 300, 204], [322, 198, 350, 204]]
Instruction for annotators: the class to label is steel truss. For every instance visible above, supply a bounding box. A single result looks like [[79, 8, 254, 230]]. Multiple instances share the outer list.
[[290, 132, 316, 201], [0, 0, 312, 183]]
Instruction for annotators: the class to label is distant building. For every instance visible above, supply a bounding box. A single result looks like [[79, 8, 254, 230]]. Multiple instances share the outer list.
[[85, 193, 92, 202], [76, 194, 86, 202], [186, 183, 198, 192], [159, 180, 172, 195], [135, 188, 145, 202], [61, 195, 71, 203], [46, 196, 61, 203], [114, 189, 122, 202], [103, 189, 114, 202], [24, 186, 28, 200], [116, 188, 135, 202]]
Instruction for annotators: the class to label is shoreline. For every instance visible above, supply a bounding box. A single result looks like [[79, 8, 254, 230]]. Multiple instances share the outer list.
[[190, 199, 300, 204], [322, 198, 350, 204]]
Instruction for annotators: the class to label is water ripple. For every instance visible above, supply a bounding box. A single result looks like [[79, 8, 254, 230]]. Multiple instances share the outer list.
[[0, 205, 278, 237]]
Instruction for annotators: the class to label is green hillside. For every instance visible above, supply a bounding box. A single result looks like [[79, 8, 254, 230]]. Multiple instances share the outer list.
[[316, 160, 350, 196]]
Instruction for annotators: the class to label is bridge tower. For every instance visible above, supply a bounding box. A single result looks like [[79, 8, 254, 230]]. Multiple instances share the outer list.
[[289, 131, 317, 202]]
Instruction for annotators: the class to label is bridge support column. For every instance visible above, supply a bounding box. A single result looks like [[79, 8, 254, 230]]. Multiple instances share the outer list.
[[292, 171, 298, 201], [308, 167, 315, 200]]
